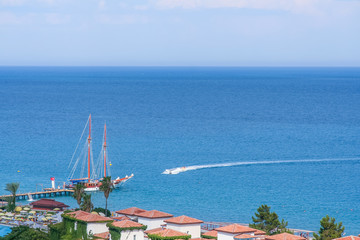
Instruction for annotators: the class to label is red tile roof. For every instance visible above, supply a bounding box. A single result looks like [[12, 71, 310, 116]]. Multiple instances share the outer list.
[[145, 227, 163, 234], [234, 234, 258, 239], [334, 237, 360, 240], [66, 210, 90, 218], [148, 228, 190, 237], [165, 215, 203, 225], [202, 230, 218, 238], [93, 232, 110, 239], [65, 210, 113, 223], [116, 207, 147, 216], [111, 220, 145, 228], [254, 230, 266, 235], [112, 216, 131, 221], [30, 198, 69, 209], [265, 233, 305, 240], [191, 238, 211, 240], [215, 224, 256, 234], [137, 210, 173, 219]]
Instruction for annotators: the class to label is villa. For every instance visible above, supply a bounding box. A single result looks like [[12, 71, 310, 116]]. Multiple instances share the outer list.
[[265, 233, 306, 240], [215, 224, 257, 240], [165, 215, 203, 238], [137, 210, 173, 230], [63, 210, 113, 236], [107, 219, 146, 240], [115, 207, 147, 221]]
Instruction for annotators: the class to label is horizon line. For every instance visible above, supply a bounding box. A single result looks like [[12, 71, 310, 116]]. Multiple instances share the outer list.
[[0, 65, 360, 68]]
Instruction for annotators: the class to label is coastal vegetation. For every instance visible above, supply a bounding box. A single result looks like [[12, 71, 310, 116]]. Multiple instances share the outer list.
[[4, 183, 20, 212], [81, 193, 94, 212], [99, 176, 114, 214], [313, 215, 345, 240], [249, 204, 289, 235], [72, 184, 85, 209], [93, 207, 111, 217]]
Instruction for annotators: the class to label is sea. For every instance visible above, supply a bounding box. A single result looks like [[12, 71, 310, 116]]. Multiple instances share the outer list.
[[0, 67, 360, 235]]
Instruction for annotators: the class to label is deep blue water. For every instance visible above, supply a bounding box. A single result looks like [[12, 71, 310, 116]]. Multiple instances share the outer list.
[[1, 67, 360, 234]]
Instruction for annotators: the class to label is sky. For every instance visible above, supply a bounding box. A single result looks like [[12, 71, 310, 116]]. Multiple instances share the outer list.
[[0, 0, 359, 66]]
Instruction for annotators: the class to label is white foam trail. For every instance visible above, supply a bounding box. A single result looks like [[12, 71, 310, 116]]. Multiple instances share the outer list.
[[162, 157, 360, 174]]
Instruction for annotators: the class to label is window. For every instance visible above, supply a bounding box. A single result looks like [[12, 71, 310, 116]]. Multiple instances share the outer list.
[[134, 235, 136, 240]]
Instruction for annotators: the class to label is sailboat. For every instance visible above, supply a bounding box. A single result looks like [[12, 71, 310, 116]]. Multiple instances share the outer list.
[[65, 115, 134, 191]]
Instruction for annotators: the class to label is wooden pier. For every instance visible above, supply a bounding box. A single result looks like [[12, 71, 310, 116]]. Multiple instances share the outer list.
[[0, 189, 74, 201]]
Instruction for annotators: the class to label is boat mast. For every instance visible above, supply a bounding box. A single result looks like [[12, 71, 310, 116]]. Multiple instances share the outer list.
[[88, 114, 91, 183], [104, 123, 107, 178]]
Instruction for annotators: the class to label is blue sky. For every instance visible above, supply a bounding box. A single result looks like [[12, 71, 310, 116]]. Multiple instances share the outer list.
[[0, 0, 359, 66]]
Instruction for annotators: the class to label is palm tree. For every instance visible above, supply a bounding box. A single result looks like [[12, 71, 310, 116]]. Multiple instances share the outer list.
[[81, 193, 94, 212], [5, 183, 19, 212], [99, 176, 114, 214], [72, 184, 85, 208]]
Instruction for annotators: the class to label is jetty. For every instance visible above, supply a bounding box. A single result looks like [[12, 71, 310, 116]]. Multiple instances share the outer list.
[[0, 189, 73, 201]]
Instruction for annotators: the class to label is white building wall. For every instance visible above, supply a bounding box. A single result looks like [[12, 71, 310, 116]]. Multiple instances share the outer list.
[[218, 231, 255, 240], [120, 229, 145, 240], [218, 232, 238, 240], [137, 217, 169, 230], [166, 223, 200, 238], [87, 222, 110, 235]]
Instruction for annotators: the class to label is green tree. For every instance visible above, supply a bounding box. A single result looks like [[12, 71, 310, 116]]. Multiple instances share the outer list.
[[81, 193, 94, 212], [313, 215, 345, 240], [4, 182, 19, 212], [93, 207, 111, 217], [72, 183, 85, 208], [99, 176, 114, 214], [249, 204, 289, 235]]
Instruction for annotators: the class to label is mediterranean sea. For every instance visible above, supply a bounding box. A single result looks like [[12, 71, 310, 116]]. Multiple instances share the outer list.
[[0, 67, 360, 234]]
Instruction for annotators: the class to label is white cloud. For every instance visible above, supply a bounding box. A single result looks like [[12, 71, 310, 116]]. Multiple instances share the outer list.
[[0, 11, 36, 24], [98, 0, 106, 10], [0, 0, 26, 6], [154, 0, 359, 16], [44, 13, 70, 24], [97, 14, 148, 24], [134, 5, 148, 11]]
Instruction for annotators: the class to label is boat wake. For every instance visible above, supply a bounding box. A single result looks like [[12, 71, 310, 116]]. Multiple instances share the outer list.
[[162, 157, 360, 174]]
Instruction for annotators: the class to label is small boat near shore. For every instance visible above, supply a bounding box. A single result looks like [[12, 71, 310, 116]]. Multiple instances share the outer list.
[[162, 167, 187, 175], [65, 115, 133, 191]]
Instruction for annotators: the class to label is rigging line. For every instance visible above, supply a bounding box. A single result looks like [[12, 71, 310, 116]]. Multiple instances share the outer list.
[[68, 117, 90, 169], [90, 142, 96, 179], [68, 142, 87, 180], [106, 146, 111, 177], [94, 148, 104, 179], [79, 143, 87, 178]]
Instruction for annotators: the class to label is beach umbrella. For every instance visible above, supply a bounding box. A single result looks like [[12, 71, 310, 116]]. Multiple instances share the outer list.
[[28, 215, 34, 218], [6, 212, 14, 216], [0, 209, 3, 212], [99, 212, 105, 217], [0, 213, 5, 216], [25, 220, 34, 226], [15, 214, 22, 218], [46, 213, 52, 216], [15, 206, 22, 212], [91, 211, 99, 215], [20, 210, 27, 214], [29, 210, 36, 214], [23, 207, 30, 211], [53, 208, 60, 211]]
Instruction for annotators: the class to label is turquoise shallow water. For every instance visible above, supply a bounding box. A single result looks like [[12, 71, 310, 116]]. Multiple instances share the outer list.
[[0, 225, 11, 237], [0, 67, 360, 234]]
